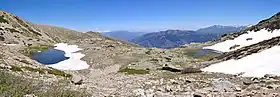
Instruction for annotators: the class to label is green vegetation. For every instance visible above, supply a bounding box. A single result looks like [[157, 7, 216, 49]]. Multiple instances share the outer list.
[[10, 65, 23, 72], [21, 45, 51, 57], [21, 66, 45, 74], [119, 67, 149, 75], [0, 16, 8, 23], [0, 71, 87, 97], [182, 48, 199, 55], [4, 65, 71, 78], [46, 68, 72, 78], [179, 45, 186, 48], [173, 62, 187, 66]]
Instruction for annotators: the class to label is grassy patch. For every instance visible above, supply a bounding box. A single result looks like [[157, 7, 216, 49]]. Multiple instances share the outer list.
[[46, 68, 72, 78], [21, 66, 45, 74], [6, 65, 71, 78], [179, 45, 187, 48], [21, 45, 51, 57], [0, 16, 8, 24], [119, 67, 149, 75], [182, 48, 199, 55], [173, 62, 187, 66], [0, 70, 87, 97], [10, 65, 23, 72], [194, 54, 217, 61]]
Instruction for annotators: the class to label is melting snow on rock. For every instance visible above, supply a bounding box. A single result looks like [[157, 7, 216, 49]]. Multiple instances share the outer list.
[[203, 29, 280, 77], [204, 29, 280, 52]]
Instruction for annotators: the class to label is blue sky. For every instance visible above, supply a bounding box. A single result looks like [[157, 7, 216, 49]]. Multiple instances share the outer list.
[[1, 0, 280, 32]]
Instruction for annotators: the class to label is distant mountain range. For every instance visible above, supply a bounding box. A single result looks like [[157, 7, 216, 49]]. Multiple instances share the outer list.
[[130, 25, 246, 48], [196, 25, 245, 34], [102, 31, 147, 41]]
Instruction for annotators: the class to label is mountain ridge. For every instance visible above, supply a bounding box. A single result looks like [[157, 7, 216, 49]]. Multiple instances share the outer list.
[[102, 31, 147, 41], [131, 25, 246, 48]]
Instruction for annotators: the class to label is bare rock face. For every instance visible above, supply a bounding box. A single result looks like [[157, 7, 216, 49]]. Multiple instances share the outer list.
[[264, 74, 278, 79], [161, 64, 183, 72], [71, 74, 83, 85], [212, 79, 240, 92], [181, 67, 202, 74]]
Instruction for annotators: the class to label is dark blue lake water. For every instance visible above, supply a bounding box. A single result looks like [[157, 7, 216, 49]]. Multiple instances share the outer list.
[[185, 49, 220, 57], [32, 49, 69, 65]]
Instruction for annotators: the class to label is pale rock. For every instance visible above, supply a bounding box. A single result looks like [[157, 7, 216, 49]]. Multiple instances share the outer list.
[[133, 89, 145, 97], [212, 79, 237, 92], [71, 74, 83, 85]]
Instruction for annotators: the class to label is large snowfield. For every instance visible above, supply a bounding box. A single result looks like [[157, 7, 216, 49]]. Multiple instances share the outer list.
[[48, 43, 89, 70], [203, 29, 280, 77], [204, 29, 280, 52]]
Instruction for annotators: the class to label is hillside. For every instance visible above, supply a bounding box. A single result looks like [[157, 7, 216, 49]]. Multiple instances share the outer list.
[[0, 10, 215, 96], [2, 10, 280, 97], [131, 26, 245, 48]]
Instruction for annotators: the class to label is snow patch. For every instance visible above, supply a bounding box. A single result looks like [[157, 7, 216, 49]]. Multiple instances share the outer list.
[[204, 29, 280, 52], [202, 46, 280, 77], [48, 43, 89, 70], [3, 43, 17, 46]]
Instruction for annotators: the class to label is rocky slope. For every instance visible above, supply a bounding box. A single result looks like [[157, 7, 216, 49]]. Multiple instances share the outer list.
[[1, 10, 280, 97]]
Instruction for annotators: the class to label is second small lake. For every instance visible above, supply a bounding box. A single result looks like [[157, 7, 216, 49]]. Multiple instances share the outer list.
[[32, 49, 69, 65]]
